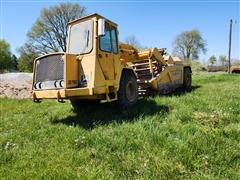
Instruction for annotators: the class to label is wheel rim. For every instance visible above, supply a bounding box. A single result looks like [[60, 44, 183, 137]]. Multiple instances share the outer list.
[[126, 81, 136, 102]]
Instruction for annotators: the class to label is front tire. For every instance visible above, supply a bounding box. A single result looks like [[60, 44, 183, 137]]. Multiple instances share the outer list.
[[118, 71, 138, 108]]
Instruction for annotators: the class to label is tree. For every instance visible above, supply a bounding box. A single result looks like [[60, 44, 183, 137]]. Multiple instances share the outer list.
[[173, 29, 207, 60], [124, 35, 142, 49], [26, 2, 86, 54], [11, 54, 18, 70], [18, 2, 87, 72], [209, 55, 217, 65], [0, 39, 15, 72], [219, 55, 227, 66], [17, 42, 39, 72]]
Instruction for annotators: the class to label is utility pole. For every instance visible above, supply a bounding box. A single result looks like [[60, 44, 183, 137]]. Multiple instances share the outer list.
[[228, 19, 232, 73]]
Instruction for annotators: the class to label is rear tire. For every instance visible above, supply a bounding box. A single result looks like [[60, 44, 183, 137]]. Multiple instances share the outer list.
[[183, 68, 192, 91], [118, 71, 138, 108]]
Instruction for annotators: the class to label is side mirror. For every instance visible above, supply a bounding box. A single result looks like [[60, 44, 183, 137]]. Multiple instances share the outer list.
[[98, 18, 105, 36]]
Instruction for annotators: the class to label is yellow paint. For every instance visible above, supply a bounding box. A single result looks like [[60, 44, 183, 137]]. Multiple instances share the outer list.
[[149, 65, 184, 89], [32, 13, 190, 102], [64, 54, 78, 88], [163, 55, 174, 65], [33, 87, 91, 99]]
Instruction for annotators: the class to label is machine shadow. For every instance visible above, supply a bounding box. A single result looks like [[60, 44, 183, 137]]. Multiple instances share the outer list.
[[52, 98, 170, 130], [166, 85, 201, 96]]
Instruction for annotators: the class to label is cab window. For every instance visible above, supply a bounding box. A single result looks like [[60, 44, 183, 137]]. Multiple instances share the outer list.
[[111, 27, 118, 54], [99, 22, 112, 52], [68, 19, 93, 54]]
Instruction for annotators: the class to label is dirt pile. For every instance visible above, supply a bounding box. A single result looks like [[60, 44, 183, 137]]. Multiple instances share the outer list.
[[0, 73, 32, 99]]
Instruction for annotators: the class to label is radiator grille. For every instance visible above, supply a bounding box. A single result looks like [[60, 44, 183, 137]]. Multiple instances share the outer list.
[[34, 54, 64, 89]]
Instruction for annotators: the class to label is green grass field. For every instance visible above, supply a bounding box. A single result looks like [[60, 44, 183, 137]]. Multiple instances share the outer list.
[[1, 73, 240, 179]]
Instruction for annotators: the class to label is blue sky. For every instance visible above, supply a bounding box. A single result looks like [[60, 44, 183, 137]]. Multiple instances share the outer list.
[[1, 0, 239, 63]]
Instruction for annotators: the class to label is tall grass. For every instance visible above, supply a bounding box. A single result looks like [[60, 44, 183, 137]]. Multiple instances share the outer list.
[[0, 73, 240, 179]]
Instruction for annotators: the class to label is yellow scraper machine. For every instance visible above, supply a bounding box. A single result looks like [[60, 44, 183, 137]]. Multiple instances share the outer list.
[[32, 13, 191, 108]]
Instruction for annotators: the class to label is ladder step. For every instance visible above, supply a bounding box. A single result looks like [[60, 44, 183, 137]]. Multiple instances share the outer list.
[[132, 61, 158, 66], [135, 68, 150, 71], [136, 67, 158, 71], [132, 62, 149, 66], [138, 72, 153, 76], [132, 59, 149, 63], [138, 89, 146, 92], [137, 79, 150, 83]]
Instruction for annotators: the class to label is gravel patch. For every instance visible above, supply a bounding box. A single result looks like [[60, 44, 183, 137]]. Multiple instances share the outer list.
[[0, 73, 33, 99]]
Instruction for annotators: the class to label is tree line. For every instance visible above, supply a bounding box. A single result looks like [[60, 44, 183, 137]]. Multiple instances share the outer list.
[[208, 55, 228, 66], [0, 2, 235, 73], [0, 40, 18, 72], [1, 2, 86, 72]]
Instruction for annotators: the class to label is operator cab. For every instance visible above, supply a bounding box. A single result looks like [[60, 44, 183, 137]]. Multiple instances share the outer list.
[[32, 14, 126, 104]]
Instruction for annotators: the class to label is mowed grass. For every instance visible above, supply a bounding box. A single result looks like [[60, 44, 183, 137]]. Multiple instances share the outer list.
[[0, 73, 240, 179]]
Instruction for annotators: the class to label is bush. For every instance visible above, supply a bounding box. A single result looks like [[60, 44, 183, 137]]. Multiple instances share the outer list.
[[17, 43, 39, 72], [0, 39, 17, 72], [184, 59, 205, 72]]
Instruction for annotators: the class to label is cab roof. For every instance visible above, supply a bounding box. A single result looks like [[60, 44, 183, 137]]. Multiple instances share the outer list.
[[68, 13, 118, 27]]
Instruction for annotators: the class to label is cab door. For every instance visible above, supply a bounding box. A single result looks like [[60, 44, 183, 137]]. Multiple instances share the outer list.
[[111, 26, 121, 82], [98, 22, 115, 80]]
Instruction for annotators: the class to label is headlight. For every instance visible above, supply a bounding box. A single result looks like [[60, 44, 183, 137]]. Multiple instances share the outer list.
[[54, 80, 60, 88], [59, 80, 64, 87], [34, 82, 42, 89], [54, 80, 64, 88]]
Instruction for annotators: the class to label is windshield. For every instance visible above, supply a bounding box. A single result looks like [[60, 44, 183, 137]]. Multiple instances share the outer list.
[[68, 19, 93, 54]]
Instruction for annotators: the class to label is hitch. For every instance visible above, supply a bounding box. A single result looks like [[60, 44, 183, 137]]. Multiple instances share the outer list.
[[33, 99, 41, 103], [58, 99, 65, 103], [57, 91, 65, 103], [33, 92, 41, 103]]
